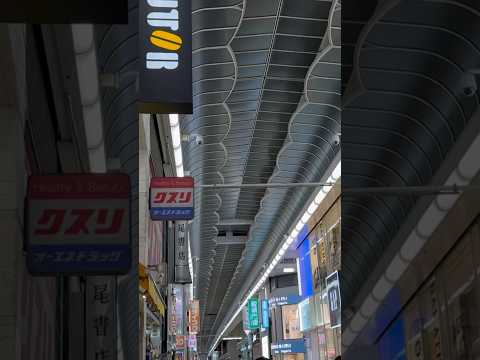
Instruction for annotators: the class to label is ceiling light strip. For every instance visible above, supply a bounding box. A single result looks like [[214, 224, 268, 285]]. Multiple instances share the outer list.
[[169, 113, 184, 177], [208, 160, 341, 355]]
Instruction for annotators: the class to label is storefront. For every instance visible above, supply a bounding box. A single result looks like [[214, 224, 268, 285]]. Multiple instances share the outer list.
[[295, 190, 341, 360], [140, 264, 167, 360], [362, 216, 480, 359], [298, 289, 340, 360], [270, 292, 305, 360]]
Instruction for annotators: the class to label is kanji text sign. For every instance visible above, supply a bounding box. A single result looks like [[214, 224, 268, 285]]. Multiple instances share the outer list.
[[86, 277, 117, 360], [150, 177, 194, 220], [25, 174, 131, 274]]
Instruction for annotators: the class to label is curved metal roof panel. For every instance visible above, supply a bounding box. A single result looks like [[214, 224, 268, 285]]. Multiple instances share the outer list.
[[183, 0, 341, 351], [342, 0, 480, 317]]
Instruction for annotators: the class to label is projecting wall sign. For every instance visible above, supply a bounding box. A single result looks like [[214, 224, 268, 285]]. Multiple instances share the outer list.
[[150, 177, 194, 220], [139, 0, 192, 114], [25, 174, 132, 275]]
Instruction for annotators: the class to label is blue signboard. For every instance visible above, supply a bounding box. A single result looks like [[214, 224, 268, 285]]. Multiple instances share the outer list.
[[28, 244, 131, 274], [271, 339, 306, 354], [298, 238, 314, 298], [261, 299, 269, 329], [150, 208, 193, 220], [25, 174, 132, 275], [269, 294, 302, 307], [150, 177, 194, 220]]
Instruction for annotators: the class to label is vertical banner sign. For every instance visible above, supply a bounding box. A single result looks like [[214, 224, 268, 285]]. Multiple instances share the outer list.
[[242, 306, 250, 333], [188, 299, 200, 334], [25, 174, 131, 275], [168, 285, 177, 335], [326, 271, 341, 328], [174, 222, 192, 284], [261, 299, 269, 329], [86, 276, 117, 360], [150, 177, 194, 221], [188, 334, 197, 351], [139, 0, 193, 113], [248, 298, 260, 329], [174, 285, 184, 333]]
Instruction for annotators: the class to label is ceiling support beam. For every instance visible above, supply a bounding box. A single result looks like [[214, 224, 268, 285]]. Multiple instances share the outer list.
[[218, 219, 253, 226], [216, 232, 248, 245]]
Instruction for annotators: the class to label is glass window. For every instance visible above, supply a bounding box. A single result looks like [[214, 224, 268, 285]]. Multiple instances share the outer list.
[[282, 305, 302, 339]]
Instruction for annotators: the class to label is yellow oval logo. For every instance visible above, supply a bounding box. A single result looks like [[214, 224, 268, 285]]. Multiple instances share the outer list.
[[150, 30, 183, 51]]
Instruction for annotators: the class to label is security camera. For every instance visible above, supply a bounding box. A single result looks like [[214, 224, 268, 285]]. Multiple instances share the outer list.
[[182, 133, 204, 145], [193, 134, 204, 145], [461, 72, 478, 97], [333, 133, 341, 146]]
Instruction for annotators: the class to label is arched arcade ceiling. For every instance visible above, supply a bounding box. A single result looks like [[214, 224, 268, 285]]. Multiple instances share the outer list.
[[182, 0, 341, 353], [341, 0, 480, 323]]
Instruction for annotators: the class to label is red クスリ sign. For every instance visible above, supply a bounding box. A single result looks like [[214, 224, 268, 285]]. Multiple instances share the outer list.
[[150, 177, 194, 220], [25, 174, 131, 275]]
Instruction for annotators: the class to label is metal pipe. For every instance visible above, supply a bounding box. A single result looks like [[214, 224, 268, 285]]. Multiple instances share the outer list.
[[342, 185, 478, 195], [198, 183, 480, 195], [199, 182, 336, 189]]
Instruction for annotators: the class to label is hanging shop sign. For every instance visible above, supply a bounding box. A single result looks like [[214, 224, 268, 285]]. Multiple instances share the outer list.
[[248, 298, 260, 329], [86, 276, 117, 360], [150, 177, 194, 220], [168, 284, 179, 335], [139, 0, 193, 113], [25, 174, 131, 275], [176, 335, 186, 350], [188, 334, 197, 351], [174, 222, 192, 284], [2, 0, 127, 23], [261, 299, 269, 329], [242, 306, 250, 334], [271, 339, 306, 355], [326, 271, 341, 328], [188, 299, 200, 334], [174, 285, 185, 333], [269, 294, 302, 308]]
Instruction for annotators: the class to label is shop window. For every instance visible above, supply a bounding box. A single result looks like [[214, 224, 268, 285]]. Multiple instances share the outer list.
[[282, 305, 302, 340]]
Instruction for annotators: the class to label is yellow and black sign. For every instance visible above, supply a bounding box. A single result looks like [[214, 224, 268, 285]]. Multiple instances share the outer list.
[[139, 0, 192, 114]]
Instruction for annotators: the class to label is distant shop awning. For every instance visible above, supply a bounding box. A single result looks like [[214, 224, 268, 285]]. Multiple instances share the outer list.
[[139, 263, 166, 317]]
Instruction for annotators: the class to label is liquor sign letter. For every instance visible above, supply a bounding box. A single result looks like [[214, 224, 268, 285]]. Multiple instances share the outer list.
[[139, 0, 192, 113], [150, 177, 194, 221], [25, 174, 131, 275]]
